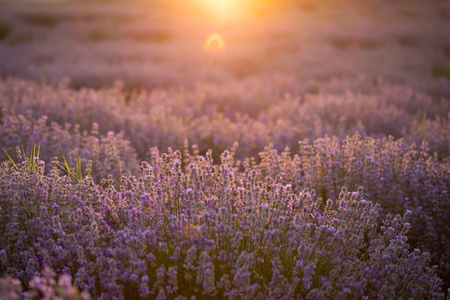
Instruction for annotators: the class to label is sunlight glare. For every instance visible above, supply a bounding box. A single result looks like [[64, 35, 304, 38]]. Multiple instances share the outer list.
[[190, 0, 282, 23], [195, 0, 242, 21]]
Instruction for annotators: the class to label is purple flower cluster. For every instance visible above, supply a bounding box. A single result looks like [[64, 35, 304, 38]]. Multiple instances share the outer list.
[[0, 143, 446, 298], [0, 265, 90, 299], [256, 135, 450, 285], [1, 77, 448, 162], [0, 108, 139, 183], [0, 75, 449, 298]]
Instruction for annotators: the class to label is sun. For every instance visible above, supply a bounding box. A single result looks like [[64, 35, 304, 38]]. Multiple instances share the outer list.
[[190, 0, 283, 23], [204, 0, 235, 12], [195, 0, 242, 21]]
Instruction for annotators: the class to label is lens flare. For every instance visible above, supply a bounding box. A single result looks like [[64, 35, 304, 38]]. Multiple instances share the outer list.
[[203, 33, 226, 54]]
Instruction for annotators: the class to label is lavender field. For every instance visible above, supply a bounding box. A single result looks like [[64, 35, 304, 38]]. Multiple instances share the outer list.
[[0, 0, 449, 299]]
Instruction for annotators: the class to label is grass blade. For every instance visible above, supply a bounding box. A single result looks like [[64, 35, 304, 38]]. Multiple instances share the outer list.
[[2, 148, 19, 171]]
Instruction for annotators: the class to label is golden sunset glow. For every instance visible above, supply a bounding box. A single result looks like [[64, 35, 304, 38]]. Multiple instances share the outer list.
[[203, 33, 226, 54], [195, 0, 242, 20], [192, 0, 280, 22], [0, 0, 447, 297]]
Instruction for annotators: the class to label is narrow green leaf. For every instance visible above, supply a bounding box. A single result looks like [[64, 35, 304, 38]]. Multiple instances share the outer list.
[[32, 145, 36, 172], [78, 155, 82, 180], [63, 155, 71, 173], [2, 148, 19, 171]]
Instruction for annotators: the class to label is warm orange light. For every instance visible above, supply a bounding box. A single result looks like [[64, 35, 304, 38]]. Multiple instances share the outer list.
[[203, 33, 226, 54], [190, 0, 281, 23], [206, 0, 236, 13], [195, 0, 241, 21]]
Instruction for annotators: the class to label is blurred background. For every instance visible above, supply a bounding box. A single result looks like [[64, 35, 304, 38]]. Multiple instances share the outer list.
[[0, 0, 449, 97]]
